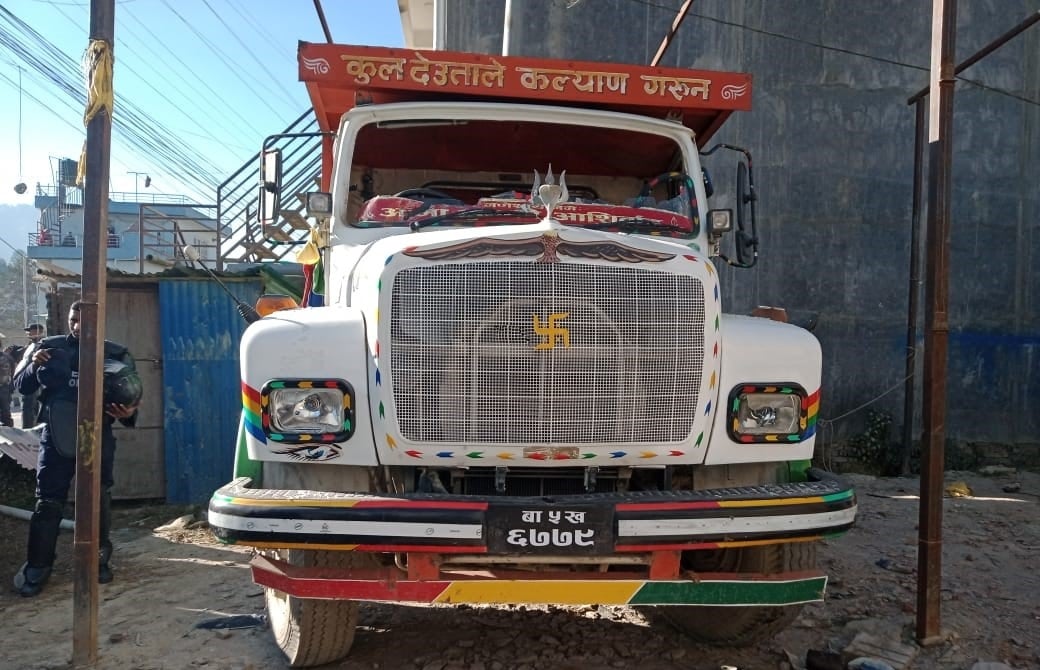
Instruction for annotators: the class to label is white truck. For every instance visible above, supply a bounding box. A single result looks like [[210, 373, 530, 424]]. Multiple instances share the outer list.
[[207, 42, 857, 667]]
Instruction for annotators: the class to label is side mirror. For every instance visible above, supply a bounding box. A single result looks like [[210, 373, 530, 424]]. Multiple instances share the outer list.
[[701, 166, 714, 198], [259, 148, 282, 229], [734, 161, 757, 266]]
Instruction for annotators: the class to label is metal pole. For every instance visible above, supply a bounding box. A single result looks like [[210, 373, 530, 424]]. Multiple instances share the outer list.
[[908, 10, 1040, 104], [901, 100, 926, 475], [312, 0, 333, 43], [903, 9, 1040, 475], [502, 0, 513, 56], [73, 0, 114, 665], [917, 0, 956, 644], [138, 203, 144, 275], [127, 170, 146, 201], [650, 0, 695, 67], [433, 0, 447, 50], [22, 252, 30, 326]]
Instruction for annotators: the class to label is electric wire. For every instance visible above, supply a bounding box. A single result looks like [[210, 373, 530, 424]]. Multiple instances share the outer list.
[[0, 64, 85, 135], [2, 1, 312, 204], [224, 0, 296, 66], [158, 0, 297, 119], [0, 5, 221, 202], [619, 0, 1040, 108], [117, 4, 272, 140], [48, 2, 259, 160], [0, 70, 80, 133], [199, 0, 298, 100]]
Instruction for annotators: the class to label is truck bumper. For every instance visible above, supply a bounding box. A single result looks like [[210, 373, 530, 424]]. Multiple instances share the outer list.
[[208, 470, 855, 553], [210, 470, 854, 606]]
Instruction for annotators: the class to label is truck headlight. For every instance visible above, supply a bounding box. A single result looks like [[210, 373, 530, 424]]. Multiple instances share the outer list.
[[727, 384, 808, 443], [261, 379, 354, 443]]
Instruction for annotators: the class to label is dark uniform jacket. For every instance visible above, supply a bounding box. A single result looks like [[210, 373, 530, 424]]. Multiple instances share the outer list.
[[14, 334, 137, 458]]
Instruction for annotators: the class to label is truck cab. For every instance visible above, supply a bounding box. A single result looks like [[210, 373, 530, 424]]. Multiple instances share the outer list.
[[208, 43, 856, 668]]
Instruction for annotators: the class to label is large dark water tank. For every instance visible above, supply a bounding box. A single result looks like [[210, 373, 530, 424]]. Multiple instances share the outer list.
[[58, 159, 78, 187]]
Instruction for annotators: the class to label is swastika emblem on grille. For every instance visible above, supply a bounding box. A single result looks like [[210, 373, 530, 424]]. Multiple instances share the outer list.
[[533, 312, 570, 350], [389, 262, 706, 445]]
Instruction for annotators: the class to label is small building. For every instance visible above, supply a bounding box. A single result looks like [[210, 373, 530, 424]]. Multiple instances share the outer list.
[[27, 161, 221, 278]]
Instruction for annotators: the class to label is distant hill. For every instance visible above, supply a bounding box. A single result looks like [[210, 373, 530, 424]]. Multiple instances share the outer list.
[[0, 204, 39, 262]]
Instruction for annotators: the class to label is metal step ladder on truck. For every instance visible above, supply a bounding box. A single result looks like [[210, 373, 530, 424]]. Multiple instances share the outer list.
[[207, 42, 858, 667]]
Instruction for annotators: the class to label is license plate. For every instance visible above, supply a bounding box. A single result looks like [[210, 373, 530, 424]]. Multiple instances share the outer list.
[[485, 503, 614, 555]]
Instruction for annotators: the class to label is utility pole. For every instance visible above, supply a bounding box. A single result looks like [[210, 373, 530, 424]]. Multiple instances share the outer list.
[[917, 0, 956, 644], [127, 170, 147, 201], [22, 251, 30, 326], [73, 0, 114, 665]]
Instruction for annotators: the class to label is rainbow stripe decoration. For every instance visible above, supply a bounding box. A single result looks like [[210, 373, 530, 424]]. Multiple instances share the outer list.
[[241, 379, 355, 446], [241, 382, 266, 444]]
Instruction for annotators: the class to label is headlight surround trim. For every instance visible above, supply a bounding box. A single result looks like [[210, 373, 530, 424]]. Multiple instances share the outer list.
[[260, 378, 355, 444], [727, 383, 810, 444]]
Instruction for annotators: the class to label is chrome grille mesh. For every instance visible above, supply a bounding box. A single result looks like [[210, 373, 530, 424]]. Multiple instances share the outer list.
[[389, 262, 704, 444]]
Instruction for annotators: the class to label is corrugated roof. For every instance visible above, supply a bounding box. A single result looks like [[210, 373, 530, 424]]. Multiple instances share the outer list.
[[32, 262, 308, 302]]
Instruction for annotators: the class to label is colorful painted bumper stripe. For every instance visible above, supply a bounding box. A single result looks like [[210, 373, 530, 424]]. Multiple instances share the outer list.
[[434, 577, 824, 606], [252, 560, 828, 607], [210, 477, 856, 552]]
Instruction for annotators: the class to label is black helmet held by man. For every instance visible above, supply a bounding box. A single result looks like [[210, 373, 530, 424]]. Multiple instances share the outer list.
[[103, 359, 143, 407]]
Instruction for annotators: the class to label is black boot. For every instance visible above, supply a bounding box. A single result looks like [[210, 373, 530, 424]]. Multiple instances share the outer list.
[[14, 499, 64, 597], [98, 489, 113, 584], [98, 543, 113, 584]]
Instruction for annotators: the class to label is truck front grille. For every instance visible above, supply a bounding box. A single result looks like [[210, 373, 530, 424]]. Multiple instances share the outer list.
[[389, 261, 704, 445]]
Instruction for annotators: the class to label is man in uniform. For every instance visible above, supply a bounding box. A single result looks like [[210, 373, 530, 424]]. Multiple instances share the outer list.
[[0, 333, 12, 427], [18, 323, 46, 427], [12, 302, 141, 597]]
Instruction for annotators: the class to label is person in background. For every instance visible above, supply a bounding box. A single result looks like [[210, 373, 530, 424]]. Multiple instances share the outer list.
[[12, 302, 141, 597], [0, 333, 13, 427], [17, 323, 46, 427]]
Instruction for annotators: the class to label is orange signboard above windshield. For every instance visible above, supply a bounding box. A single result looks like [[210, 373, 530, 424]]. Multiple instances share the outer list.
[[298, 42, 752, 142]]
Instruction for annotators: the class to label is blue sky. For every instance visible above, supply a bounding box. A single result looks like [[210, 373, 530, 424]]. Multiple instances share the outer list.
[[0, 0, 404, 207]]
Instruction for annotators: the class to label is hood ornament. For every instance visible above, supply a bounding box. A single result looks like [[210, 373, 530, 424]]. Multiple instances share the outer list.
[[531, 165, 568, 221]]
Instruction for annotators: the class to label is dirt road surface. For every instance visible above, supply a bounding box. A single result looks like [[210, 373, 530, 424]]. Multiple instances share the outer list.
[[1, 470, 1037, 670]]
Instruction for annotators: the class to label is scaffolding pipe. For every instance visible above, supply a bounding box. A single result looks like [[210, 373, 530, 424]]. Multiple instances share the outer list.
[[0, 504, 75, 530]]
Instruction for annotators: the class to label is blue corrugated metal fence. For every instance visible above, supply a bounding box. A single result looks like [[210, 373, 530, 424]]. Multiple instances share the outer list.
[[159, 278, 262, 504]]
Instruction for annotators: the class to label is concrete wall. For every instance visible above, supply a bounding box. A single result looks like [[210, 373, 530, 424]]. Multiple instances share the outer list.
[[444, 0, 1039, 454]]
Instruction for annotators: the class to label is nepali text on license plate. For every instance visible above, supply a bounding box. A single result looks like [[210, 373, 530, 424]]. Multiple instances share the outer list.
[[485, 504, 613, 555]]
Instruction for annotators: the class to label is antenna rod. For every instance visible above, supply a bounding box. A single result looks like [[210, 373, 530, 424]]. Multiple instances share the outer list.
[[18, 67, 23, 178]]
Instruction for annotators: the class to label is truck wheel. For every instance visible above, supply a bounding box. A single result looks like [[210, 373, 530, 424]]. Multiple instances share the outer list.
[[652, 542, 817, 646], [265, 549, 360, 668]]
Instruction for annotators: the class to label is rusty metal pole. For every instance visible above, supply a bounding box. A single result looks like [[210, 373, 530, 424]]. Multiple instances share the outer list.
[[917, 0, 956, 644], [908, 11, 1040, 104], [73, 0, 114, 665], [901, 100, 926, 475], [904, 8, 1040, 476], [650, 0, 695, 67]]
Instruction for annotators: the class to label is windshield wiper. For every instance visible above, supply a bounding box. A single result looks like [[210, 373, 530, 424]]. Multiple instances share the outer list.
[[601, 216, 693, 235], [409, 207, 538, 231]]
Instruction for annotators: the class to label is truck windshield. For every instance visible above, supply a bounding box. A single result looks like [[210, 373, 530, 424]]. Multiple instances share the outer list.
[[345, 117, 699, 238]]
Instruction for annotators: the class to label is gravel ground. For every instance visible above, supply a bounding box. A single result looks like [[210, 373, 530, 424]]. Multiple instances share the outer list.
[[0, 468, 1037, 669]]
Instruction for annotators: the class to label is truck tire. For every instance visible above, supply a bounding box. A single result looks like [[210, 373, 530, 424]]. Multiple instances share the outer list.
[[265, 549, 360, 668], [651, 542, 817, 646]]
